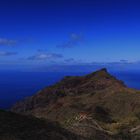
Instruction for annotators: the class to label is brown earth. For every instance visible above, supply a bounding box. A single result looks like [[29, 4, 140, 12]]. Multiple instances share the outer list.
[[12, 68, 140, 139]]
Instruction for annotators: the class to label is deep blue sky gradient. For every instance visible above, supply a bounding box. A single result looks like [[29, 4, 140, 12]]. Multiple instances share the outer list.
[[0, 0, 140, 71]]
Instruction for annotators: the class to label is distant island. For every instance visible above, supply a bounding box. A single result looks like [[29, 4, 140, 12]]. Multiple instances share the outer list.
[[1, 68, 140, 140]]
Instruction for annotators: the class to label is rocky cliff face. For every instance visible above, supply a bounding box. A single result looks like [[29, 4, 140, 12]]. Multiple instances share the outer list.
[[12, 68, 140, 139]]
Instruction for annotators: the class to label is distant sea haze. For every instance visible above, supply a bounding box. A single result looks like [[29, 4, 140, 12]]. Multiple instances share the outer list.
[[0, 70, 140, 109]]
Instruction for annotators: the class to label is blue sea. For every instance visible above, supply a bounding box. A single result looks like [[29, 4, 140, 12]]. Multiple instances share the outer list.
[[0, 70, 140, 109]]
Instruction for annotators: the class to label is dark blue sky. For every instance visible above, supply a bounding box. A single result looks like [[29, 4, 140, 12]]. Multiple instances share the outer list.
[[0, 0, 140, 71]]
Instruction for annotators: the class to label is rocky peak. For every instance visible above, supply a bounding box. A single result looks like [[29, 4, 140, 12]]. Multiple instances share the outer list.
[[59, 68, 126, 90], [12, 68, 126, 113], [85, 68, 110, 78]]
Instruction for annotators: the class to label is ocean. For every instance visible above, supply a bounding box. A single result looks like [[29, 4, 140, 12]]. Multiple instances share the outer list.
[[0, 70, 140, 109]]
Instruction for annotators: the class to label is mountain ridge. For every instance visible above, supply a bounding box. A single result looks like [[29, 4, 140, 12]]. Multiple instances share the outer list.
[[11, 68, 140, 139], [12, 68, 126, 113]]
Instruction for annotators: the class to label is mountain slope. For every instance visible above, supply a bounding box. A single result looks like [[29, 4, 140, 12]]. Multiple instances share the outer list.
[[12, 68, 126, 113], [0, 109, 86, 140], [12, 68, 140, 139]]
